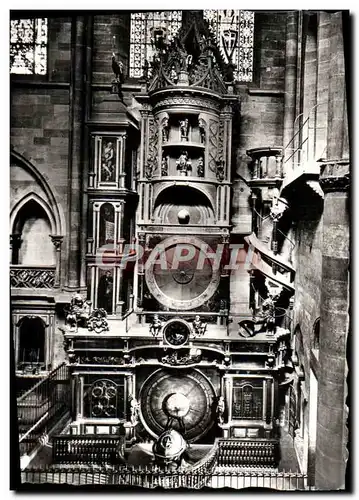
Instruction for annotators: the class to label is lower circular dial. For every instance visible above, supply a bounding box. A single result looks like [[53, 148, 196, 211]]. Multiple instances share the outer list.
[[139, 369, 215, 442]]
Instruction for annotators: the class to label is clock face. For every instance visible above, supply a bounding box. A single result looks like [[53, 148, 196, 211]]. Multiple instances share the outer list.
[[163, 320, 190, 346], [139, 369, 215, 442], [145, 236, 220, 310]]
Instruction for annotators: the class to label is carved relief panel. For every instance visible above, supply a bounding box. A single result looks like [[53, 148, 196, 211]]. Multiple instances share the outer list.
[[90, 134, 127, 189]]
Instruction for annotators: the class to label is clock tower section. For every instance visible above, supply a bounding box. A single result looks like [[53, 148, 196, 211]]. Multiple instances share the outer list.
[[135, 20, 237, 325]]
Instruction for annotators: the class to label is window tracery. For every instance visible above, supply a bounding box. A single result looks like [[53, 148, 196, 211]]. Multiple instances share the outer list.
[[10, 18, 47, 75], [203, 10, 254, 82], [129, 11, 182, 78]]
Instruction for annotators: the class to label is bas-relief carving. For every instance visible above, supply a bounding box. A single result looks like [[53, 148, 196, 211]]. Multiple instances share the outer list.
[[208, 118, 219, 174]]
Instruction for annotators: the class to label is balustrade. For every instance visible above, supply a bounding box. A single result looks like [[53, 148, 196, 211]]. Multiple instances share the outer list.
[[10, 265, 56, 289], [21, 465, 309, 490]]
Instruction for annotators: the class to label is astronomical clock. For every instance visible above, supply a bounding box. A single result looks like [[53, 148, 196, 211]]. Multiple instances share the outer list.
[[62, 13, 294, 468]]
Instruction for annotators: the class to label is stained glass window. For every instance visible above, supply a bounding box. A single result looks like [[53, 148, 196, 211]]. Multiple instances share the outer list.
[[204, 10, 254, 82], [129, 11, 182, 78], [10, 18, 48, 75]]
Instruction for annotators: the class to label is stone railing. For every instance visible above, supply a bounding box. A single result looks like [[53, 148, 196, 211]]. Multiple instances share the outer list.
[[247, 147, 284, 180], [10, 265, 56, 289]]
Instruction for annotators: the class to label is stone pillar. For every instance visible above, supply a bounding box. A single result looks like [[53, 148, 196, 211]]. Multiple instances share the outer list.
[[50, 235, 64, 287], [326, 12, 347, 162], [315, 12, 331, 160], [10, 234, 22, 264], [283, 11, 298, 174], [316, 166, 349, 490], [66, 17, 86, 290]]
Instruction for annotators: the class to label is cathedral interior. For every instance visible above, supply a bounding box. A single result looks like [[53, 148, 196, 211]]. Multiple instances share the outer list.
[[10, 10, 350, 491]]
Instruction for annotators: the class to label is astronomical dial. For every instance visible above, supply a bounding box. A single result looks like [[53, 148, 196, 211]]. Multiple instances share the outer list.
[[139, 369, 215, 442], [145, 236, 220, 310], [163, 320, 190, 346]]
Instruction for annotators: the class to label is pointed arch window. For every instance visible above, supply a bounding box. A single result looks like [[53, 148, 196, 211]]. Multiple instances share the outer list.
[[10, 18, 48, 74], [129, 11, 182, 78], [203, 10, 254, 82]]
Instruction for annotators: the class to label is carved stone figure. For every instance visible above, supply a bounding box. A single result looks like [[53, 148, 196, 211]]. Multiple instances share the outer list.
[[145, 158, 154, 180], [130, 396, 140, 426], [270, 197, 288, 222], [87, 308, 109, 334], [192, 315, 207, 337], [198, 118, 206, 144], [112, 52, 124, 82], [161, 156, 168, 176], [162, 117, 169, 143], [179, 118, 189, 141], [258, 295, 276, 336], [65, 292, 91, 331], [176, 151, 192, 176], [216, 159, 225, 182], [150, 314, 162, 337], [142, 59, 150, 80], [101, 141, 115, 182], [169, 65, 179, 83], [197, 157, 204, 177], [217, 396, 225, 425]]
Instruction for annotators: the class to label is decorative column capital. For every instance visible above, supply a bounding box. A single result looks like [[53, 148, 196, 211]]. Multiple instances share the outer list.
[[50, 235, 64, 251], [319, 173, 350, 193]]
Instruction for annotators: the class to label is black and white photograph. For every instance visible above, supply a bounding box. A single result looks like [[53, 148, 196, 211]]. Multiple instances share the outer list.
[[9, 8, 351, 491]]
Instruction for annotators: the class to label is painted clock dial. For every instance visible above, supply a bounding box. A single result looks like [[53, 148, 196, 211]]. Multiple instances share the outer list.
[[139, 369, 215, 442], [145, 236, 220, 310]]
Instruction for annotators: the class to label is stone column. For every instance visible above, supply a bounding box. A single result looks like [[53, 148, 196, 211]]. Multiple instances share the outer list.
[[326, 12, 347, 162], [316, 166, 349, 490], [315, 13, 349, 488], [283, 11, 298, 174], [66, 17, 86, 290], [10, 234, 22, 264], [315, 12, 331, 160], [50, 235, 64, 287]]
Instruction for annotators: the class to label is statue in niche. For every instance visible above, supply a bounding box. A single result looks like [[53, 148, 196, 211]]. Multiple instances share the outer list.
[[197, 157, 204, 177], [150, 314, 162, 337], [97, 270, 114, 314], [162, 117, 169, 143], [176, 151, 192, 176], [198, 118, 206, 144], [101, 141, 116, 182], [161, 156, 169, 176], [217, 396, 225, 425], [130, 396, 140, 426], [179, 118, 189, 141]]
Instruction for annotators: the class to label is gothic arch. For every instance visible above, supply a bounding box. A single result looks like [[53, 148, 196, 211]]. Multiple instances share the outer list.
[[10, 192, 56, 235], [154, 183, 215, 215], [10, 149, 65, 235]]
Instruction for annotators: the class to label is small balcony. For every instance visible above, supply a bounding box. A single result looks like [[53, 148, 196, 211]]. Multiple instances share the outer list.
[[10, 265, 56, 289], [247, 147, 284, 184]]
